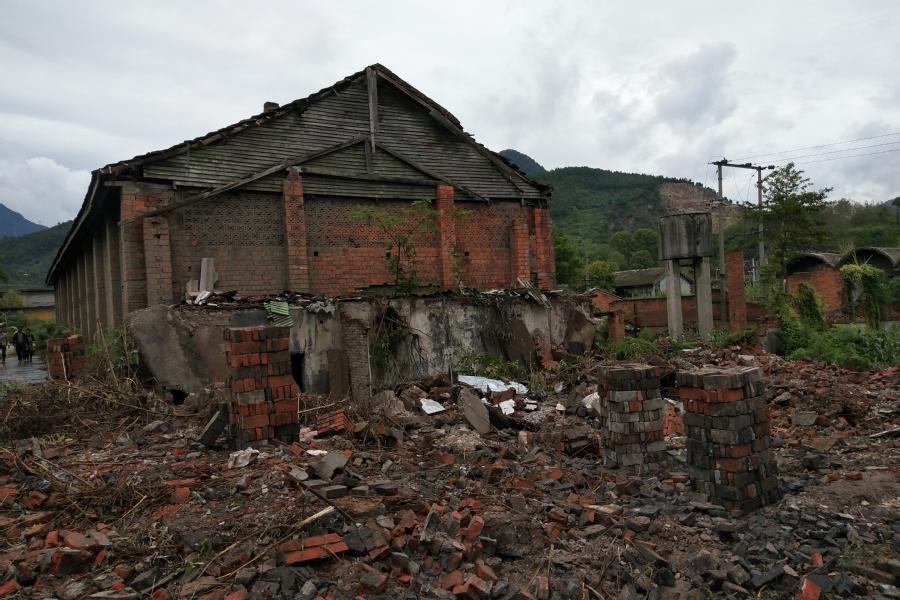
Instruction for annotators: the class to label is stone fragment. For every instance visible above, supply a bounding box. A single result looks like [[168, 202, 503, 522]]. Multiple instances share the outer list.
[[459, 388, 491, 435], [314, 451, 349, 480]]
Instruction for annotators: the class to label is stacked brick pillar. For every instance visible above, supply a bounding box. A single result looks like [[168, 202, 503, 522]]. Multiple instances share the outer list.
[[46, 336, 85, 380], [224, 326, 299, 448], [598, 364, 666, 473], [678, 366, 780, 512], [436, 184, 457, 289]]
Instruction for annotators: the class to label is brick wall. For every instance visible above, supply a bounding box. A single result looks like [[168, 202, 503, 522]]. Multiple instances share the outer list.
[[143, 216, 174, 305], [456, 201, 527, 290], [169, 192, 288, 297], [786, 265, 844, 314]]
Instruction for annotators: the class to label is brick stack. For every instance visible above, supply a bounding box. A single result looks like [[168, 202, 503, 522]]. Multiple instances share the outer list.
[[224, 326, 299, 449], [46, 336, 85, 380], [678, 366, 781, 512], [598, 364, 667, 473]]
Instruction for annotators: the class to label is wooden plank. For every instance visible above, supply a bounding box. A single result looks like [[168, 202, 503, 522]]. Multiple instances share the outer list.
[[133, 136, 369, 221]]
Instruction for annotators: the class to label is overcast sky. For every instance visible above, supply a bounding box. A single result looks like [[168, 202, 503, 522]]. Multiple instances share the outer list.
[[1, 1, 899, 225]]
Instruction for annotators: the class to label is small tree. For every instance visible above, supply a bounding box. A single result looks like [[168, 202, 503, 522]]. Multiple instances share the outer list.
[[746, 163, 831, 277], [0, 255, 9, 283], [893, 196, 900, 224], [584, 260, 616, 292], [349, 200, 438, 294], [553, 233, 584, 288]]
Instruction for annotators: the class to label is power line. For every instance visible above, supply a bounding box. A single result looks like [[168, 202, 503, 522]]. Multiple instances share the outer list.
[[773, 146, 900, 166], [729, 131, 900, 162], [753, 139, 900, 163]]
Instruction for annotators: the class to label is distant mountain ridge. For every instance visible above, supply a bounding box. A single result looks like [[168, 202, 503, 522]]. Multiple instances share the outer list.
[[0, 220, 72, 288], [498, 150, 730, 249], [0, 203, 47, 238]]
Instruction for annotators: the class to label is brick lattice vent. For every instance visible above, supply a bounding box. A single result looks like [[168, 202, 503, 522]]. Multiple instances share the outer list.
[[598, 364, 667, 473], [223, 326, 299, 449], [678, 366, 781, 512]]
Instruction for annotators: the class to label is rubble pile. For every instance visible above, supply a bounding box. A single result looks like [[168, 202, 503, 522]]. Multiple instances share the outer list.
[[679, 366, 781, 512], [599, 364, 667, 473], [0, 343, 897, 599], [224, 326, 300, 448]]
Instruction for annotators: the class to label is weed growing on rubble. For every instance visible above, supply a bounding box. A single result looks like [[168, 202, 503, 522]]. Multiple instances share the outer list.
[[454, 351, 527, 381], [607, 336, 660, 361]]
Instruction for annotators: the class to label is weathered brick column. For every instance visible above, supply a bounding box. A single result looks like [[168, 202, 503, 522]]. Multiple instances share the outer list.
[[224, 326, 299, 448], [726, 249, 747, 332], [509, 216, 531, 287], [143, 216, 174, 306], [436, 184, 456, 289], [283, 170, 310, 293], [678, 366, 780, 512], [599, 364, 666, 473], [531, 205, 555, 289]]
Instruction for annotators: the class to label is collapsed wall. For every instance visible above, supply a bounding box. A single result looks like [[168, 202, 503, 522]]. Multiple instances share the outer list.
[[678, 366, 781, 512]]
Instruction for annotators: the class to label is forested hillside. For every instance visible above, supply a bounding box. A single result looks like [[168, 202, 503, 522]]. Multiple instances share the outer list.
[[0, 221, 72, 288]]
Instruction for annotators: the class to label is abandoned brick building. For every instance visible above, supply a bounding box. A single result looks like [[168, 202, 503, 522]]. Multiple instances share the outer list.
[[47, 64, 555, 335]]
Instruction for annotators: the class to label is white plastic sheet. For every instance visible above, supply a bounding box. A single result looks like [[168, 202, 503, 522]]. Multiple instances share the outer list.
[[457, 375, 528, 395]]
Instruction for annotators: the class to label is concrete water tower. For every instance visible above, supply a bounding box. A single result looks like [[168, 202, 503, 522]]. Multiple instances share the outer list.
[[658, 212, 715, 340]]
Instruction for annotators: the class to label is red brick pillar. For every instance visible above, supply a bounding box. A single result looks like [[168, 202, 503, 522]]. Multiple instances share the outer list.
[[283, 170, 310, 293], [726, 248, 747, 331], [531, 206, 555, 289], [119, 184, 172, 316], [436, 184, 456, 289], [509, 216, 530, 287], [143, 216, 174, 306], [608, 311, 626, 342]]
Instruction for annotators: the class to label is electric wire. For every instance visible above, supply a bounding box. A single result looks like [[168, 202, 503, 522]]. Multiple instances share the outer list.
[[729, 131, 900, 162]]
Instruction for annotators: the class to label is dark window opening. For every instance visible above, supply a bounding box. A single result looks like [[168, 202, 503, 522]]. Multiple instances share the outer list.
[[290, 352, 306, 393]]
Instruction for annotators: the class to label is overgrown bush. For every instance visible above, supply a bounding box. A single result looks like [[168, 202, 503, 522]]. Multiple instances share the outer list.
[[841, 263, 887, 329], [788, 324, 900, 370], [709, 326, 758, 349], [607, 336, 660, 361], [793, 283, 827, 330], [454, 352, 527, 381]]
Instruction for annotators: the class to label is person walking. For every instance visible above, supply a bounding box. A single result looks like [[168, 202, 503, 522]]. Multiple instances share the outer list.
[[24, 328, 35, 363], [0, 329, 7, 364], [12, 328, 26, 363]]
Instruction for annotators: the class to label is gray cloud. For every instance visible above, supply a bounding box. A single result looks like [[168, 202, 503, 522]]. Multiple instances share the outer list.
[[1, 0, 899, 224]]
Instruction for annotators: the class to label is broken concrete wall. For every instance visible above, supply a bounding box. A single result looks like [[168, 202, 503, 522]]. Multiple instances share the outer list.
[[139, 295, 591, 402]]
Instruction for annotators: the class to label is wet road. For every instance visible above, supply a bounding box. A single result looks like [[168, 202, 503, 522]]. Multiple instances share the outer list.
[[0, 354, 49, 385]]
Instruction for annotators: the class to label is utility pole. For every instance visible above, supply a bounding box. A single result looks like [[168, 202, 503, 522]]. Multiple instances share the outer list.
[[709, 159, 775, 327], [756, 167, 766, 268], [714, 160, 727, 329]]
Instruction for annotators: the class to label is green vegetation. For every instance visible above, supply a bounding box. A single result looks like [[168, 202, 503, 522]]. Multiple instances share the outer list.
[[454, 351, 527, 382], [0, 221, 72, 288], [349, 200, 438, 294], [840, 263, 888, 330], [584, 260, 616, 292], [744, 163, 831, 276], [767, 280, 898, 370]]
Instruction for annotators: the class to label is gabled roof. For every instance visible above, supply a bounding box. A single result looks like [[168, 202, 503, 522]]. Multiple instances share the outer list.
[[614, 267, 693, 289], [48, 64, 550, 283]]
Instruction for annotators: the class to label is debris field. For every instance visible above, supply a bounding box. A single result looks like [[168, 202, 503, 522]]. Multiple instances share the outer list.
[[0, 347, 898, 599]]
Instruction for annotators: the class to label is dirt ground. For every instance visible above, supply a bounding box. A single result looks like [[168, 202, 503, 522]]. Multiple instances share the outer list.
[[0, 347, 897, 599]]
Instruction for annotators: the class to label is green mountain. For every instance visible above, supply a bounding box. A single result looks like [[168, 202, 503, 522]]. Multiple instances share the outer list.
[[0, 221, 72, 288], [500, 150, 688, 249]]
